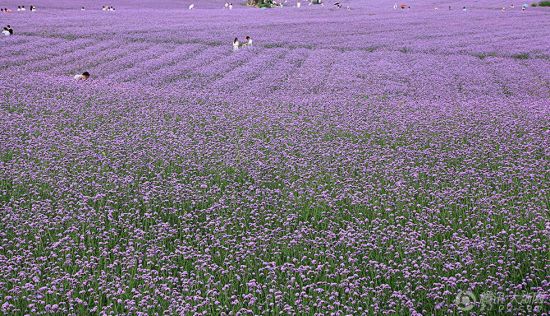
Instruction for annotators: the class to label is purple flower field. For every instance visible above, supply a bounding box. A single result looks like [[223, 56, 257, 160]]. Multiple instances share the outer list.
[[1, 0, 549, 315]]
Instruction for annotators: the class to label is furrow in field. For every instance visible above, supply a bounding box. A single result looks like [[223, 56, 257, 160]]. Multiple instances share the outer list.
[[240, 48, 309, 95], [137, 44, 211, 85], [146, 45, 229, 88], [104, 44, 176, 82], [23, 39, 121, 73], [0, 37, 83, 69], [282, 48, 340, 95], [207, 47, 292, 95], [81, 42, 158, 78]]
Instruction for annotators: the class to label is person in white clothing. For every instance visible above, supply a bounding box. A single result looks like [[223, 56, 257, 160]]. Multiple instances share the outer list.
[[229, 3, 233, 9], [233, 38, 239, 51], [189, 3, 194, 9], [297, 1, 301, 8], [74, 72, 90, 81], [3, 25, 13, 35], [243, 36, 252, 47], [2, 27, 10, 36], [224, 2, 229, 9]]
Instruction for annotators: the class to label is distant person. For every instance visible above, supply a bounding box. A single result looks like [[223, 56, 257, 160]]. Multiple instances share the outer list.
[[224, 2, 229, 9], [102, 5, 108, 11], [297, 1, 301, 8], [243, 36, 252, 47], [510, 4, 515, 8], [334, 2, 342, 8], [229, 2, 233, 9], [3, 25, 13, 35], [17, 6, 21, 11], [189, 3, 194, 9], [233, 38, 239, 51], [21, 5, 26, 11], [522, 3, 528, 11], [462, 6, 467, 11], [30, 5, 36, 11], [74, 72, 90, 81], [393, 3, 397, 9], [81, 6, 85, 10]]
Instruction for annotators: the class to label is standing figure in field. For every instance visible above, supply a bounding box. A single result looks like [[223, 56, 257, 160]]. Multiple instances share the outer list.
[[74, 72, 91, 81], [189, 3, 195, 9], [462, 6, 467, 11], [81, 6, 85, 10], [224, 2, 229, 9], [393, 3, 397, 9], [243, 36, 252, 47], [21, 5, 26, 11], [233, 38, 240, 51], [229, 3, 233, 9], [17, 6, 21, 11], [30, 5, 36, 12], [297, 1, 301, 8]]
